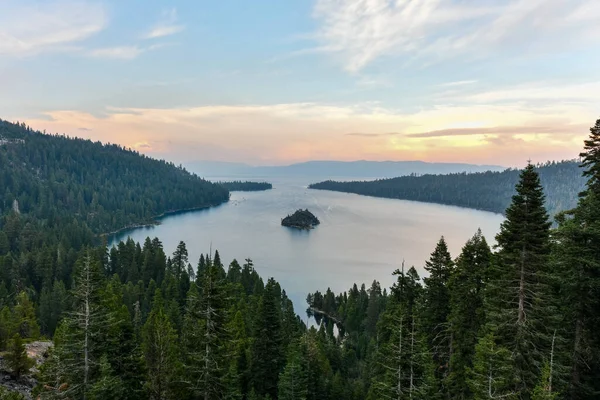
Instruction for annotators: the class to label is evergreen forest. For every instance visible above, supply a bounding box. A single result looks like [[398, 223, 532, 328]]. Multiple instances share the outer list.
[[1, 118, 600, 400], [217, 181, 273, 192], [0, 119, 229, 236], [309, 160, 585, 217]]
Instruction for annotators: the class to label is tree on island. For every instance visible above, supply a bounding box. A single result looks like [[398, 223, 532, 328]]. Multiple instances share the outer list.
[[281, 209, 320, 229]]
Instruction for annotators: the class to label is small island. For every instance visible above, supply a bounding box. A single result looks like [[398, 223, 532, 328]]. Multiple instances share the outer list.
[[281, 209, 320, 229]]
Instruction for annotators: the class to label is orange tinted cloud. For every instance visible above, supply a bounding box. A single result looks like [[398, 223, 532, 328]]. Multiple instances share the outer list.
[[18, 100, 594, 167]]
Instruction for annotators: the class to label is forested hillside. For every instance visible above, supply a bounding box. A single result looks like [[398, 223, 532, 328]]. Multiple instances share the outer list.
[[0, 119, 229, 235], [310, 160, 584, 217], [1, 118, 600, 399]]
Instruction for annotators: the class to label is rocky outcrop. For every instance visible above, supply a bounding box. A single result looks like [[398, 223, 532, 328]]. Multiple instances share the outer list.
[[0, 341, 52, 400], [281, 209, 320, 229]]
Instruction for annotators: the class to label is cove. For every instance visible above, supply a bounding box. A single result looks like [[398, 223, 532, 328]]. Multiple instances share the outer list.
[[110, 176, 505, 315]]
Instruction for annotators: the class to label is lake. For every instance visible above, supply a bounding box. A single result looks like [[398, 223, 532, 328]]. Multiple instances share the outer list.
[[110, 176, 505, 317]]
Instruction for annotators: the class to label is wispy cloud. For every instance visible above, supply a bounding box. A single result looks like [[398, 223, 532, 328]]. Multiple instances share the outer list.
[[356, 75, 392, 88], [86, 43, 173, 60], [88, 46, 144, 60], [0, 0, 107, 56], [311, 0, 600, 72], [346, 132, 400, 137], [143, 8, 185, 39], [440, 80, 478, 87], [405, 125, 589, 138], [463, 81, 600, 104]]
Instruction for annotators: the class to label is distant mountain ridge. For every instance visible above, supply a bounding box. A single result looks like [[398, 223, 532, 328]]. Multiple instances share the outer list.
[[187, 160, 506, 178]]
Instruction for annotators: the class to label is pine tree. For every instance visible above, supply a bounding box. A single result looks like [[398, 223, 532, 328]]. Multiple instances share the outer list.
[[447, 230, 492, 399], [12, 291, 40, 339], [224, 309, 248, 400], [183, 261, 231, 399], [39, 251, 109, 399], [39, 280, 69, 336], [531, 362, 558, 400], [303, 329, 333, 400], [0, 305, 12, 351], [172, 241, 188, 279], [251, 278, 284, 399], [6, 333, 34, 378], [365, 280, 383, 336], [102, 277, 145, 400], [422, 237, 454, 389], [580, 118, 600, 195], [553, 118, 600, 398], [142, 290, 178, 400], [88, 355, 126, 400], [278, 340, 308, 400], [467, 333, 516, 400], [369, 264, 435, 400], [486, 163, 553, 396]]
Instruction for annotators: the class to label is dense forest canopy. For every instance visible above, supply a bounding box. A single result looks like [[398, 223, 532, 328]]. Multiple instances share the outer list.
[[1, 118, 600, 400], [217, 181, 273, 191], [0, 119, 229, 235], [309, 160, 585, 217]]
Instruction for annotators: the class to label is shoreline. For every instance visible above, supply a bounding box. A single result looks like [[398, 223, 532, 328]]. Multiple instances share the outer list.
[[100, 199, 230, 238]]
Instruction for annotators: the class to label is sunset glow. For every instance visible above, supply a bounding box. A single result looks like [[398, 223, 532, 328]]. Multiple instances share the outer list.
[[2, 0, 600, 167]]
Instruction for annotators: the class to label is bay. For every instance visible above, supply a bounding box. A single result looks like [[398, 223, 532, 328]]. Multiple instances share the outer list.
[[110, 176, 505, 317]]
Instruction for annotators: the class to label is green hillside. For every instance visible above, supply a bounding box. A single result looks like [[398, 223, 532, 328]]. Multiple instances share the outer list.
[[310, 160, 584, 217], [0, 119, 229, 236]]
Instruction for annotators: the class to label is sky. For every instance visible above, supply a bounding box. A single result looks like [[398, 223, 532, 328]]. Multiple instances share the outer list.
[[2, 0, 600, 167]]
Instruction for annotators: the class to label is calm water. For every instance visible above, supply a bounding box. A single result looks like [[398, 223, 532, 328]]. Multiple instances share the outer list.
[[111, 176, 505, 315]]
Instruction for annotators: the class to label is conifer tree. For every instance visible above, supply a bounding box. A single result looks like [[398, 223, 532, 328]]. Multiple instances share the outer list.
[[447, 230, 492, 398], [580, 118, 600, 195], [369, 264, 435, 400], [39, 251, 109, 399], [467, 333, 516, 400], [553, 118, 600, 397], [0, 305, 12, 350], [142, 290, 178, 400], [224, 309, 249, 400], [422, 237, 454, 388], [102, 277, 145, 400], [6, 333, 34, 378], [172, 241, 188, 279], [251, 278, 284, 399], [531, 362, 558, 400], [12, 291, 40, 339], [278, 340, 309, 400], [183, 260, 231, 399], [39, 280, 69, 336], [88, 355, 126, 400], [486, 163, 553, 396]]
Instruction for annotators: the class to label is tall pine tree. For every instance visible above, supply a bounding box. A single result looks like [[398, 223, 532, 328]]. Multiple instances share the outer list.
[[422, 237, 454, 389], [446, 230, 492, 399], [484, 163, 553, 397], [183, 259, 231, 399], [251, 278, 284, 399], [142, 290, 179, 400], [553, 118, 600, 398]]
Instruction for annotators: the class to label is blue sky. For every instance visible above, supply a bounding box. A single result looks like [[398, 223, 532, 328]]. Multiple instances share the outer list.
[[2, 0, 600, 166]]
